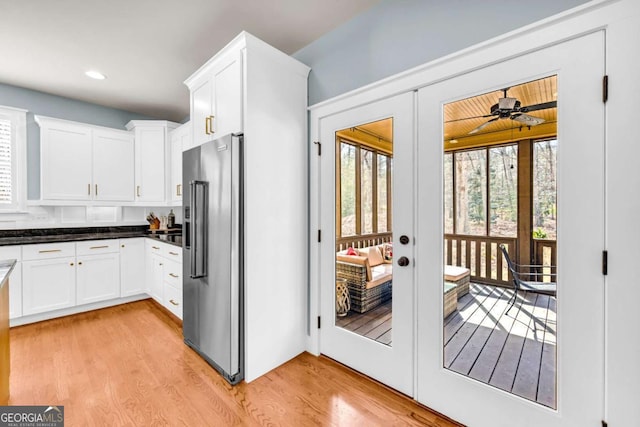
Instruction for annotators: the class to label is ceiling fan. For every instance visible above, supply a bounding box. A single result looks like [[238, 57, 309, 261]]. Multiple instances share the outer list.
[[463, 88, 557, 135]]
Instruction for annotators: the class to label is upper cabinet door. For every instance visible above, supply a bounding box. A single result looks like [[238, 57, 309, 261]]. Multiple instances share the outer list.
[[211, 50, 243, 137], [93, 129, 134, 201], [170, 123, 189, 203], [134, 126, 166, 202], [191, 77, 213, 148], [41, 121, 92, 200], [188, 50, 243, 148]]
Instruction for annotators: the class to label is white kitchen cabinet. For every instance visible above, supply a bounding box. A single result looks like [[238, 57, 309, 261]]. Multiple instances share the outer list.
[[76, 252, 120, 304], [93, 129, 135, 201], [22, 257, 76, 316], [36, 116, 135, 202], [127, 121, 179, 203], [185, 32, 310, 382], [145, 238, 164, 303], [119, 238, 146, 297], [38, 117, 92, 200], [169, 122, 191, 203], [0, 246, 22, 319], [76, 239, 120, 305], [187, 49, 242, 147], [150, 255, 164, 304], [144, 239, 182, 317], [162, 258, 182, 320]]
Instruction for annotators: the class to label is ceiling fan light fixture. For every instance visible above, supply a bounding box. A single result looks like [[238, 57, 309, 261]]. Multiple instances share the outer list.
[[85, 70, 106, 80], [498, 97, 517, 110]]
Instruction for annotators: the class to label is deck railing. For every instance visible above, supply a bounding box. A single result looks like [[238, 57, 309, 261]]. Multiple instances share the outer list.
[[336, 232, 393, 252], [444, 234, 516, 287], [533, 239, 557, 283]]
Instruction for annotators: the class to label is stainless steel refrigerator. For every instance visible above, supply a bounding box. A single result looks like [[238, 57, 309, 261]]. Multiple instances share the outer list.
[[183, 133, 243, 385]]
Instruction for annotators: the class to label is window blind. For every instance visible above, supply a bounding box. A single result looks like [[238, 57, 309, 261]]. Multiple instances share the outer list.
[[0, 118, 12, 204]]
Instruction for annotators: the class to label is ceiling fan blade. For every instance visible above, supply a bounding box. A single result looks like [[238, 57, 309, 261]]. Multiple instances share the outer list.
[[468, 117, 499, 134], [520, 101, 557, 113], [445, 113, 495, 123], [512, 113, 545, 126]]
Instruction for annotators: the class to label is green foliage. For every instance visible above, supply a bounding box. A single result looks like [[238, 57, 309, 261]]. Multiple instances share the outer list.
[[533, 228, 548, 239]]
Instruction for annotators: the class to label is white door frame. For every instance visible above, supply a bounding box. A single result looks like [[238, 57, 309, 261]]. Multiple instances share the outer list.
[[308, 1, 637, 424]]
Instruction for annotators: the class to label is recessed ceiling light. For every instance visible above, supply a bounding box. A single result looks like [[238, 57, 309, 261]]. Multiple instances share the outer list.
[[85, 70, 106, 80], [450, 139, 458, 144]]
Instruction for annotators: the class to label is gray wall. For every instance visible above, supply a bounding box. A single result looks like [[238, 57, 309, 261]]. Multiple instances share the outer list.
[[0, 82, 154, 199], [294, 0, 591, 105]]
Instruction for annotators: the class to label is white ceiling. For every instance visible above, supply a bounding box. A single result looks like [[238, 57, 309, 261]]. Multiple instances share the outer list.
[[0, 0, 381, 122]]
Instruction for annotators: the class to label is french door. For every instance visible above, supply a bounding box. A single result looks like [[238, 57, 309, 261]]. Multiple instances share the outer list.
[[319, 92, 415, 395], [416, 31, 605, 426]]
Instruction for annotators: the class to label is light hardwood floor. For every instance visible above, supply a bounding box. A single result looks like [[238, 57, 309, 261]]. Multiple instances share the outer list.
[[9, 300, 460, 426]]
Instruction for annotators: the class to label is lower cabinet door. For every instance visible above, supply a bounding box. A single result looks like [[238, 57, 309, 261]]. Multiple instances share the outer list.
[[22, 257, 76, 315], [77, 253, 120, 305], [151, 255, 164, 303], [120, 238, 146, 297]]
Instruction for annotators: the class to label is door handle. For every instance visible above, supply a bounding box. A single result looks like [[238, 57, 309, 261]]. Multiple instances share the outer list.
[[397, 256, 410, 267]]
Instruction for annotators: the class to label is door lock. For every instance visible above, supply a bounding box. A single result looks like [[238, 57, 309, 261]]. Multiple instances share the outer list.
[[397, 256, 410, 267], [399, 235, 410, 245]]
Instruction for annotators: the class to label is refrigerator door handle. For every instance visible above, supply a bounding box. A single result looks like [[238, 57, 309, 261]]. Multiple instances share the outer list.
[[190, 180, 208, 279]]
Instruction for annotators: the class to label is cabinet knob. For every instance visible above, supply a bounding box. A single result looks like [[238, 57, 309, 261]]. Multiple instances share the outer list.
[[169, 299, 179, 306], [78, 261, 83, 266], [121, 245, 125, 248], [70, 262, 74, 266]]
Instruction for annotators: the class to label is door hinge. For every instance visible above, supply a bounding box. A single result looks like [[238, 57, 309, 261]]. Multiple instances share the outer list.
[[602, 250, 608, 275], [602, 421, 608, 427], [313, 141, 321, 156], [317, 316, 321, 329], [603, 75, 609, 103], [317, 230, 321, 242]]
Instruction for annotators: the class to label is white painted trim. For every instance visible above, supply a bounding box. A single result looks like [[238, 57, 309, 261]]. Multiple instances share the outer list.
[[10, 293, 149, 327], [125, 119, 180, 131]]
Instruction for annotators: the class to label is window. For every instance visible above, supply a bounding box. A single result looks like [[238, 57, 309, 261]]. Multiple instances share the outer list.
[[338, 140, 391, 237], [533, 139, 557, 239], [447, 143, 518, 237], [455, 149, 487, 235], [0, 106, 27, 211], [489, 145, 518, 237]]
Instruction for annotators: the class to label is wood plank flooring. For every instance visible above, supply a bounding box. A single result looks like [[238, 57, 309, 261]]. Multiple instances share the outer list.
[[9, 299, 460, 426], [335, 301, 392, 345], [445, 284, 556, 408], [337, 284, 557, 408]]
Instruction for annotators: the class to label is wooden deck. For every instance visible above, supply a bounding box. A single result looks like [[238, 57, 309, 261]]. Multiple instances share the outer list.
[[336, 283, 557, 408], [336, 301, 393, 345], [446, 283, 556, 408]]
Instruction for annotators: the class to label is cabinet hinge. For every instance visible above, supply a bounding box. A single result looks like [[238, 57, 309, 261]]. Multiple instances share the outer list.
[[317, 230, 321, 243], [317, 316, 321, 329], [313, 141, 321, 156], [603, 75, 609, 103], [602, 250, 608, 275], [602, 421, 608, 427]]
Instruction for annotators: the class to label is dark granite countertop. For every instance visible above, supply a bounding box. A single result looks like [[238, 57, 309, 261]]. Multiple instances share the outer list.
[[0, 226, 183, 248], [0, 259, 16, 289]]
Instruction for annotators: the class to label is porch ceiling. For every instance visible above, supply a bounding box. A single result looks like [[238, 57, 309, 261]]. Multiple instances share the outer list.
[[444, 76, 557, 151]]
